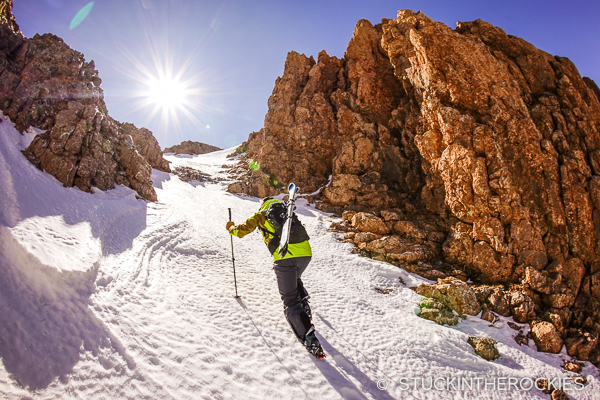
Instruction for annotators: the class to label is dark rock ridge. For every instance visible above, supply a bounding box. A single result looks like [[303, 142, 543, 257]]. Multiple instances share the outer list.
[[163, 140, 221, 155], [0, 2, 170, 201], [236, 10, 600, 367]]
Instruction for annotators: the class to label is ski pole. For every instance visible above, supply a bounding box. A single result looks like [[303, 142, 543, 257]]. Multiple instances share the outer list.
[[228, 208, 240, 298]]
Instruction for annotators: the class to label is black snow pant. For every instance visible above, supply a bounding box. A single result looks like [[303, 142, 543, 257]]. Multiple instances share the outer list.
[[273, 256, 312, 342]]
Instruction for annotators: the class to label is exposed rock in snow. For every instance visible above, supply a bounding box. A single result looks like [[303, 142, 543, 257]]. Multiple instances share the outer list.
[[415, 277, 482, 316], [563, 359, 583, 373], [418, 297, 459, 326], [350, 212, 390, 235], [474, 285, 512, 317], [172, 166, 217, 183], [551, 389, 570, 400], [163, 140, 221, 155], [531, 320, 564, 354], [507, 289, 538, 323], [565, 329, 599, 361], [467, 336, 500, 361]]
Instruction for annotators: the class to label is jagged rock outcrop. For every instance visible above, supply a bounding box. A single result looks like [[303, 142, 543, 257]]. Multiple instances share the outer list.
[[0, 4, 169, 201], [163, 140, 221, 155], [121, 123, 170, 172], [0, 0, 18, 33], [238, 9, 600, 367]]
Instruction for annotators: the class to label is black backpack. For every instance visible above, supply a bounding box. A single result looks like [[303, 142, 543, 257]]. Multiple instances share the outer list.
[[263, 201, 310, 255]]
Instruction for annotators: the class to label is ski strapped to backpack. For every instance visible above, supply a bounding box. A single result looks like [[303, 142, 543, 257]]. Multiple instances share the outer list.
[[261, 183, 309, 257], [278, 183, 302, 257]]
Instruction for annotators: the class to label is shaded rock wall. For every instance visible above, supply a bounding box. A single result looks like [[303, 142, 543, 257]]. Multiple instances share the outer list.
[[122, 123, 170, 171], [0, 6, 169, 201], [242, 10, 600, 366], [163, 140, 221, 155]]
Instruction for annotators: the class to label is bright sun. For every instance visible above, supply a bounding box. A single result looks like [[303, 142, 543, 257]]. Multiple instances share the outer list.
[[146, 76, 187, 110]]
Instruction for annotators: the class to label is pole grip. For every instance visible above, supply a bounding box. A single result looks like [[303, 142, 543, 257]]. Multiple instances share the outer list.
[[228, 208, 232, 221]]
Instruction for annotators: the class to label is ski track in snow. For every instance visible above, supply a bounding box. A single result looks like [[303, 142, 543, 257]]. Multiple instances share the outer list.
[[1, 117, 599, 399]]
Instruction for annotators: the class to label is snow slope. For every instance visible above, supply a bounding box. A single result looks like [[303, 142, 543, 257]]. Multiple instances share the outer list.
[[0, 114, 599, 399]]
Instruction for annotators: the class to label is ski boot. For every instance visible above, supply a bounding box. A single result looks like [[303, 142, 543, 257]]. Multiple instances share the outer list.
[[304, 328, 325, 360]]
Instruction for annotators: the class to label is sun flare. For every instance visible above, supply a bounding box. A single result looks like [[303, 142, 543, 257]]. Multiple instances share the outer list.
[[146, 76, 187, 110], [112, 22, 210, 139]]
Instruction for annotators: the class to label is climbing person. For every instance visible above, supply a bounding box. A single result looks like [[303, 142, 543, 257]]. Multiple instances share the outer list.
[[226, 197, 325, 359]]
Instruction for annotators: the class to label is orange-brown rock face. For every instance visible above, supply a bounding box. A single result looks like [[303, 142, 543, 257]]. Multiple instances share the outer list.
[[0, 11, 169, 201], [243, 10, 600, 366]]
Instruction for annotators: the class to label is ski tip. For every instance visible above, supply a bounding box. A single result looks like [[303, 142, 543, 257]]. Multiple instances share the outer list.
[[287, 182, 295, 192]]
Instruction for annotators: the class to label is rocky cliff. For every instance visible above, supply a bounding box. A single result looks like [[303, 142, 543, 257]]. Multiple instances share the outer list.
[[238, 10, 600, 366], [0, 0, 17, 34], [0, 1, 169, 201], [163, 140, 221, 155]]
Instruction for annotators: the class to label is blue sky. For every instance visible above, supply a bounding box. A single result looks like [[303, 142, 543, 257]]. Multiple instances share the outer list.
[[13, 0, 600, 149]]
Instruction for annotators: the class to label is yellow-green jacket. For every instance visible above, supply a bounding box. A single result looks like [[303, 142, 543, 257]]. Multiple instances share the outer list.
[[228, 199, 312, 262]]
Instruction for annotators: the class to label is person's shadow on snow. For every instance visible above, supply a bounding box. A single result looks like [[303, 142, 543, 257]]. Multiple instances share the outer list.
[[235, 296, 397, 399], [313, 314, 398, 400]]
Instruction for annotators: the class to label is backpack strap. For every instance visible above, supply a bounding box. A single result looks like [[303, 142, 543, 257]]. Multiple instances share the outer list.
[[258, 225, 278, 238]]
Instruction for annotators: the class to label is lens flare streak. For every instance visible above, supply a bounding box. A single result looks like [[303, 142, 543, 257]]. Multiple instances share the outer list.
[[70, 2, 94, 30]]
